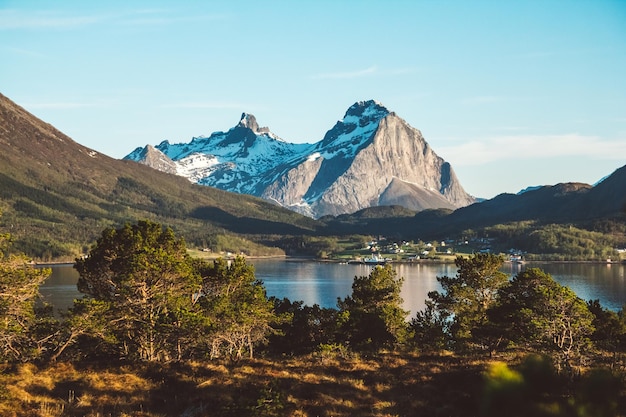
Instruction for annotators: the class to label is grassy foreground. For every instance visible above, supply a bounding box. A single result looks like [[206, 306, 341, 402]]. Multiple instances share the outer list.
[[1, 353, 490, 417]]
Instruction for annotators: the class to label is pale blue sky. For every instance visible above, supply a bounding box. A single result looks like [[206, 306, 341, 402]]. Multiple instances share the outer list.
[[2, 0, 625, 198]]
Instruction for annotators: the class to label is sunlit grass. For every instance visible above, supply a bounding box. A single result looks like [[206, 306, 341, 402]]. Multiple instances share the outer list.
[[83, 369, 154, 392], [1, 351, 622, 416]]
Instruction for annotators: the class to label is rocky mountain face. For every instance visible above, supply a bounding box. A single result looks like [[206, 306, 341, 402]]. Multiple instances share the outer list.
[[125, 100, 476, 218], [132, 145, 178, 175]]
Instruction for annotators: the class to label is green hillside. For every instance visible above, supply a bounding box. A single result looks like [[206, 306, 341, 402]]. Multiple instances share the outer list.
[[321, 175, 626, 261], [0, 93, 320, 261]]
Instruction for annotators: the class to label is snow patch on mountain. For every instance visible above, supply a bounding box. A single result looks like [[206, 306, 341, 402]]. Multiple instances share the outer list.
[[175, 153, 219, 182], [315, 100, 390, 159], [124, 99, 475, 217], [307, 152, 322, 162], [593, 175, 610, 186]]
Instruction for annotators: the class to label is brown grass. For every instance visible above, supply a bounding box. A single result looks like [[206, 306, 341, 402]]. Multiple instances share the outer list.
[[1, 352, 624, 416], [0, 353, 491, 416]]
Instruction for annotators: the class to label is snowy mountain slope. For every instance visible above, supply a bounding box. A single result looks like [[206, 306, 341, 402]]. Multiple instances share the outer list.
[[125, 100, 475, 217], [291, 106, 474, 217], [127, 113, 313, 194]]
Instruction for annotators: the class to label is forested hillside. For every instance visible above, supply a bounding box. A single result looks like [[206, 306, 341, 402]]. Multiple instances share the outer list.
[[321, 171, 626, 260], [0, 93, 320, 260]]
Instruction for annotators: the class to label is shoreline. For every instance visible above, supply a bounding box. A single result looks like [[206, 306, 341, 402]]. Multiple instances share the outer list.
[[34, 255, 625, 267]]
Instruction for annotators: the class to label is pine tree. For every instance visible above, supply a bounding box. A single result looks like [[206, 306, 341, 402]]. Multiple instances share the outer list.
[[0, 223, 52, 361], [199, 257, 276, 360], [73, 220, 201, 361], [427, 253, 508, 351], [491, 268, 595, 369], [338, 264, 408, 351]]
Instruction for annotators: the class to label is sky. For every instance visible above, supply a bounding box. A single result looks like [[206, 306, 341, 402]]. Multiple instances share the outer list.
[[1, 0, 625, 199]]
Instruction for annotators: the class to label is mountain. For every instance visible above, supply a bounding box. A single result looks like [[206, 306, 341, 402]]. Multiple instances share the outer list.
[[130, 145, 177, 175], [583, 164, 626, 216], [0, 93, 320, 260], [324, 166, 626, 243], [442, 166, 626, 233], [3, 91, 622, 261], [125, 113, 310, 193], [125, 100, 475, 218]]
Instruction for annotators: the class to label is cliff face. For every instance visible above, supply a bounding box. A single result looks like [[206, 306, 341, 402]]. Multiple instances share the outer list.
[[126, 100, 476, 218], [133, 145, 178, 175], [261, 110, 475, 217]]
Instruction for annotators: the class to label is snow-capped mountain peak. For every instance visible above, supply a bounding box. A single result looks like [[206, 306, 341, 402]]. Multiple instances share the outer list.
[[314, 99, 390, 159], [124, 100, 475, 217], [342, 99, 390, 126], [237, 112, 278, 137]]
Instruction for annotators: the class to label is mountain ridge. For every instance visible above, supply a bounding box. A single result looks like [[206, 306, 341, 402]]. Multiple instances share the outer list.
[[125, 100, 475, 217], [0, 92, 320, 260], [323, 170, 626, 244], [1, 91, 623, 261]]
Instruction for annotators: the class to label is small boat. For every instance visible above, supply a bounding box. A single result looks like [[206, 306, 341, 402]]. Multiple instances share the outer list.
[[363, 255, 387, 265]]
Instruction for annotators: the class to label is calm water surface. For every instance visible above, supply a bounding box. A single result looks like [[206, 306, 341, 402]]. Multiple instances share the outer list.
[[39, 260, 626, 316]]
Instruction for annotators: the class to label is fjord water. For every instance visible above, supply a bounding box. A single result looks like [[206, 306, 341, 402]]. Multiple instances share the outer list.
[[40, 260, 626, 316]]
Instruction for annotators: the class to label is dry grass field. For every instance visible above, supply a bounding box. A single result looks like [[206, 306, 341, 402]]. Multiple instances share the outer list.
[[0, 352, 489, 417]]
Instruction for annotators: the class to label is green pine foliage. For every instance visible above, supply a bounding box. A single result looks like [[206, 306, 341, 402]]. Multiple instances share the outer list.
[[425, 253, 509, 351], [490, 268, 595, 369], [587, 299, 626, 355], [410, 299, 452, 352], [414, 254, 602, 371], [337, 264, 409, 351], [74, 220, 202, 362], [69, 220, 277, 362], [198, 257, 277, 360], [0, 219, 54, 361], [269, 298, 340, 355], [0, 218, 625, 415]]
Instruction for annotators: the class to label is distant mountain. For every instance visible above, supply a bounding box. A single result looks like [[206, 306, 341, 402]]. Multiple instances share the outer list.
[[517, 185, 543, 195], [0, 93, 320, 260], [130, 145, 177, 175], [125, 100, 475, 218], [323, 165, 626, 241], [583, 164, 626, 216], [447, 168, 626, 231], [125, 113, 310, 194]]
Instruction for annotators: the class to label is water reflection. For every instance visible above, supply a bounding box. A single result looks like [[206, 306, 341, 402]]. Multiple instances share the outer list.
[[39, 261, 626, 317], [524, 262, 626, 312], [38, 264, 81, 316]]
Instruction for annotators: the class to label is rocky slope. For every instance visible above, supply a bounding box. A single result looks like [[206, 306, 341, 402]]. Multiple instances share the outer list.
[[126, 100, 476, 217]]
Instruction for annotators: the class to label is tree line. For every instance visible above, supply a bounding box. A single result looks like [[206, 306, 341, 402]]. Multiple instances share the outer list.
[[2, 220, 626, 370], [482, 221, 622, 261]]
